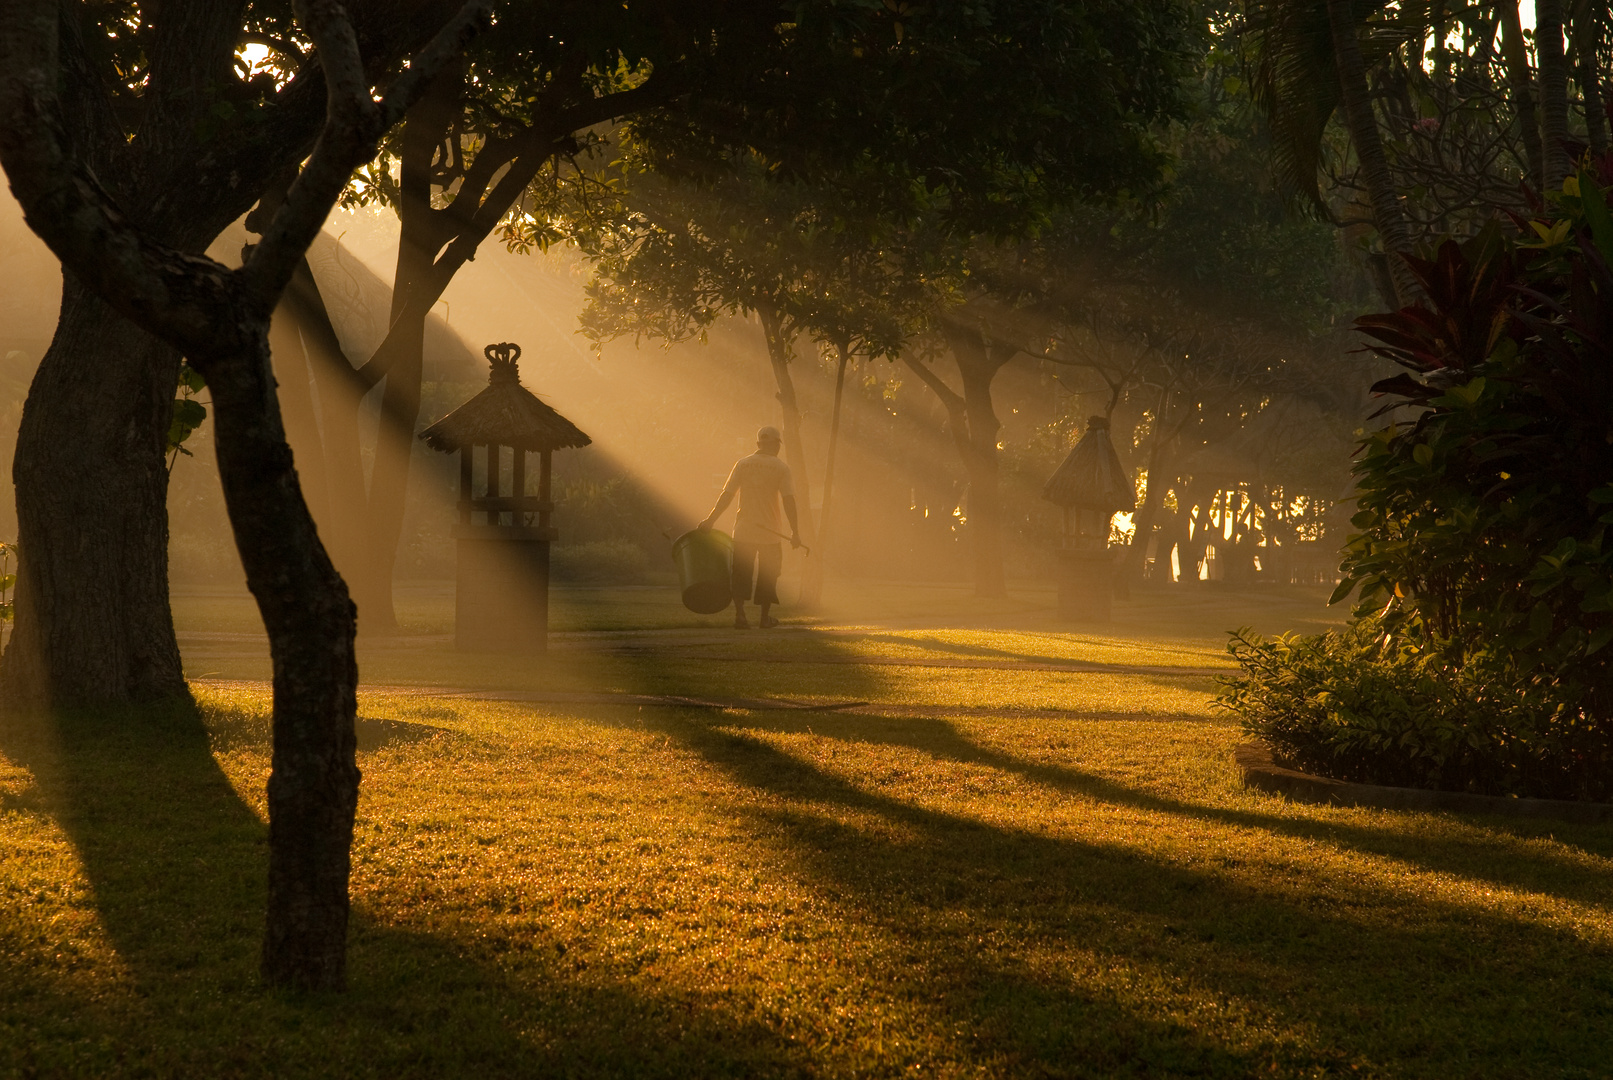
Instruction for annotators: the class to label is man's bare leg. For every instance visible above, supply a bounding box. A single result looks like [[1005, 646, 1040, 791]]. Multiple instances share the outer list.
[[734, 601, 750, 629], [758, 602, 777, 629]]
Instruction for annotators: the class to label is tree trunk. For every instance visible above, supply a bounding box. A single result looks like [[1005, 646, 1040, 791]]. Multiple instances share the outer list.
[[945, 327, 1011, 599], [799, 341, 849, 606], [354, 319, 425, 632], [282, 260, 373, 603], [1539, 0, 1574, 188], [1501, 1, 1547, 190], [268, 306, 330, 528], [1574, 0, 1609, 155], [354, 70, 460, 633], [1327, 0, 1421, 307], [198, 319, 360, 993], [1, 277, 187, 710], [756, 303, 818, 574], [1121, 428, 1171, 588]]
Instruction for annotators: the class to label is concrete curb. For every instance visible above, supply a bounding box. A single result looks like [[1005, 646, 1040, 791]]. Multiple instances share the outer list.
[[1234, 742, 1613, 824]]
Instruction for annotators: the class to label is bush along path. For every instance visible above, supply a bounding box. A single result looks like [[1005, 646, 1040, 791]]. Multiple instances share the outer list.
[[1220, 166, 1613, 801]]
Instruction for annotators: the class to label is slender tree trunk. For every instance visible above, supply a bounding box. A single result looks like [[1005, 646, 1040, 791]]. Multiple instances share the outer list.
[[756, 303, 818, 571], [1, 278, 187, 709], [1175, 482, 1213, 586], [1574, 0, 1609, 155], [942, 325, 1010, 599], [268, 306, 330, 527], [1501, 0, 1547, 190], [800, 340, 849, 606], [1327, 0, 1420, 307], [1122, 430, 1171, 587], [357, 70, 459, 633], [1540, 0, 1574, 187], [355, 320, 425, 632], [193, 321, 359, 993], [900, 333, 1010, 599], [282, 260, 372, 599], [957, 357, 1008, 600]]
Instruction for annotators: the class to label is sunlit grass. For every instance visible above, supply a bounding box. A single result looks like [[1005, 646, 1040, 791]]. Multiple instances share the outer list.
[[4, 583, 1611, 1076]]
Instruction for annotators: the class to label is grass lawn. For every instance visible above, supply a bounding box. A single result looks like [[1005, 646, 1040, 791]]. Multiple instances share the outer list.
[[4, 580, 1612, 1077]]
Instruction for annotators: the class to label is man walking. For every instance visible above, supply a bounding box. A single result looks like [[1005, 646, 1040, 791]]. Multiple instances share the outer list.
[[700, 425, 802, 628]]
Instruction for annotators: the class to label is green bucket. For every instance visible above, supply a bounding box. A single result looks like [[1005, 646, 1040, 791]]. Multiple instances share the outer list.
[[672, 528, 734, 614]]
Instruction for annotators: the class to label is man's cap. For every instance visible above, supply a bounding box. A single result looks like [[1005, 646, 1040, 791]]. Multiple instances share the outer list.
[[757, 425, 782, 442]]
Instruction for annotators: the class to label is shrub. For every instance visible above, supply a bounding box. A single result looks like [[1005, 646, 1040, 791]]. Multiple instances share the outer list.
[[1219, 622, 1613, 800], [1223, 168, 1613, 799], [550, 539, 654, 584]]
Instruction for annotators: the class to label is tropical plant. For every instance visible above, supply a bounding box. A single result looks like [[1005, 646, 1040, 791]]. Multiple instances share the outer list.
[[1220, 165, 1613, 798]]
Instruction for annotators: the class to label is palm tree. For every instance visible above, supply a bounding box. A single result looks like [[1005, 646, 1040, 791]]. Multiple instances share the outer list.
[[1539, 0, 1574, 187], [1572, 0, 1609, 156], [1249, 0, 1425, 307]]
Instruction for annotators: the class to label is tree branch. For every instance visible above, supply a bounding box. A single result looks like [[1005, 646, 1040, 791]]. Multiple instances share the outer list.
[[899, 352, 965, 414], [241, 0, 488, 313]]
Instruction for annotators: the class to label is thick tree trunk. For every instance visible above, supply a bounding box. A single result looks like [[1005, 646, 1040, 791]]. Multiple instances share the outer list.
[[1539, 0, 1574, 188], [1574, 0, 1609, 155], [196, 323, 359, 993], [799, 341, 849, 606], [1, 278, 187, 710], [757, 304, 818, 565], [1501, 1, 1547, 190], [1327, 0, 1421, 307]]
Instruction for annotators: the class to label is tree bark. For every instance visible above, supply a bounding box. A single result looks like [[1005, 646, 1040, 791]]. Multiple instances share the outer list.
[[354, 69, 460, 632], [1574, 0, 1609, 155], [268, 302, 330, 528], [799, 340, 849, 607], [908, 322, 1011, 599], [1, 278, 187, 709], [1327, 0, 1421, 307], [1501, 0, 1547, 190], [1539, 0, 1574, 188], [190, 321, 360, 991], [282, 259, 373, 585], [756, 303, 818, 572], [956, 339, 1010, 599], [1121, 425, 1172, 588]]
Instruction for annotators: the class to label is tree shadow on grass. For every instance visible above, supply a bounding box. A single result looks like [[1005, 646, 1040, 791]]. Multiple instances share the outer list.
[[640, 711, 1613, 1075], [723, 707, 1613, 915], [0, 705, 830, 1077], [852, 631, 1224, 673]]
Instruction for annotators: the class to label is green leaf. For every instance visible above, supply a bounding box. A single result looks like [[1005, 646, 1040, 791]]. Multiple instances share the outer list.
[[173, 399, 207, 427], [1327, 577, 1358, 606], [1580, 172, 1613, 263], [1412, 444, 1434, 466], [1588, 625, 1613, 656]]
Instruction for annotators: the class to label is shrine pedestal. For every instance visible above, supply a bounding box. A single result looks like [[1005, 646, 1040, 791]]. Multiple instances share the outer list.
[[1056, 548, 1113, 623], [454, 524, 558, 653]]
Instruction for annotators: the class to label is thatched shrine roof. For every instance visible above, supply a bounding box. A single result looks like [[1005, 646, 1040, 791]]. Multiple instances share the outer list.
[[1042, 416, 1133, 513], [419, 343, 591, 453]]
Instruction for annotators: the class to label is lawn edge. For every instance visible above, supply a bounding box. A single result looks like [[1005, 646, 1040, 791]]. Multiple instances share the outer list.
[[1235, 742, 1613, 823]]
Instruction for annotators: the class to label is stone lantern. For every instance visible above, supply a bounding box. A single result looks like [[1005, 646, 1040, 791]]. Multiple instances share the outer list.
[[1042, 415, 1133, 621], [420, 342, 590, 652]]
